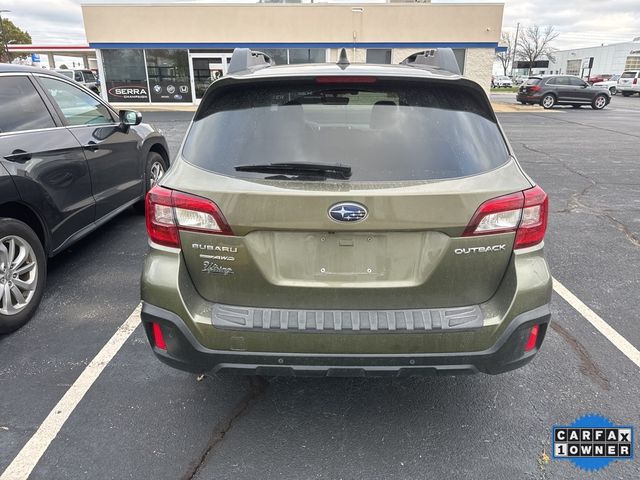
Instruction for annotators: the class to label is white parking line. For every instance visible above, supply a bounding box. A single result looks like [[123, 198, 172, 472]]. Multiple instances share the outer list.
[[0, 304, 141, 480], [553, 278, 640, 369]]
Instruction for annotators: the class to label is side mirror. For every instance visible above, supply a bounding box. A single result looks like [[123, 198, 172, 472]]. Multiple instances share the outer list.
[[119, 110, 142, 128]]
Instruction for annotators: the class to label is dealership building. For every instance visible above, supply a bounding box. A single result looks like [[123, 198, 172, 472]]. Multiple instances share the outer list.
[[80, 1, 504, 105], [547, 38, 640, 78]]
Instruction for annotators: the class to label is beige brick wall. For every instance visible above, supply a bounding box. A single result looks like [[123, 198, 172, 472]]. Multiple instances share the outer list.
[[463, 48, 494, 94]]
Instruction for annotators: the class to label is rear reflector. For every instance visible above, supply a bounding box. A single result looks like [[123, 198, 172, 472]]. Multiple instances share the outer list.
[[524, 324, 540, 352], [463, 185, 548, 249], [152, 323, 167, 350], [315, 76, 377, 84], [146, 186, 233, 248]]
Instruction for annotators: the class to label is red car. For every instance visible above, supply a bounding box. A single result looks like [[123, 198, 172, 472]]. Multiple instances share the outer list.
[[588, 74, 612, 84]]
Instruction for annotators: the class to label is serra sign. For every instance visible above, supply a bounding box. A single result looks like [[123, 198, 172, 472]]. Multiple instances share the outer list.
[[106, 82, 150, 102]]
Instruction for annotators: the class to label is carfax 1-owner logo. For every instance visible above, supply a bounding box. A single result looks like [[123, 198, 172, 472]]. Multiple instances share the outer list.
[[552, 414, 634, 472]]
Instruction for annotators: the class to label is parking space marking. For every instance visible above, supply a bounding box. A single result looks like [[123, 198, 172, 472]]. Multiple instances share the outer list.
[[553, 278, 640, 369], [0, 305, 141, 480]]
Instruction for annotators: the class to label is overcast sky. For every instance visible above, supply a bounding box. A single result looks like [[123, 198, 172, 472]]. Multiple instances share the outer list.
[[1, 0, 639, 50]]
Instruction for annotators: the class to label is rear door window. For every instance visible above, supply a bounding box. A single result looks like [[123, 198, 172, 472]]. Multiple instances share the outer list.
[[0, 76, 56, 133], [39, 77, 114, 126], [183, 81, 510, 182]]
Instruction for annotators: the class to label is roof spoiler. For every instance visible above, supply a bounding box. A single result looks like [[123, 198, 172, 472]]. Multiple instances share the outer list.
[[400, 49, 461, 75], [228, 48, 274, 75]]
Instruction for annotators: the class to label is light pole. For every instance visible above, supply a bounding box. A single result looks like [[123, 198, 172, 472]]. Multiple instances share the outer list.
[[510, 22, 520, 77], [0, 10, 10, 64]]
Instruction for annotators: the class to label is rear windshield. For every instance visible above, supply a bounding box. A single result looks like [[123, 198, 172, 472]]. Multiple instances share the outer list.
[[525, 78, 540, 85], [182, 82, 510, 182], [620, 71, 638, 79]]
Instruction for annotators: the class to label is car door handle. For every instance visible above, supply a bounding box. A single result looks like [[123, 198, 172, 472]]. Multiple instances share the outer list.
[[82, 144, 100, 152], [4, 149, 32, 162]]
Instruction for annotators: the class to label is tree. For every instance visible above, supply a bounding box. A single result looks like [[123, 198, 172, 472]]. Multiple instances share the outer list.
[[496, 31, 514, 76], [0, 18, 32, 63], [517, 25, 559, 76]]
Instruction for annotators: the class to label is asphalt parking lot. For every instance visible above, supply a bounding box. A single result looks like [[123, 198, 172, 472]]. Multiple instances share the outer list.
[[1, 95, 640, 479]]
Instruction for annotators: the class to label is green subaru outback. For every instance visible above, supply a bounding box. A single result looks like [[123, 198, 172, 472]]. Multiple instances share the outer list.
[[140, 49, 551, 376]]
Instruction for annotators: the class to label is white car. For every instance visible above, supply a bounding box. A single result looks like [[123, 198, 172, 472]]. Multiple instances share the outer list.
[[618, 70, 640, 96], [493, 75, 513, 88], [593, 75, 620, 95]]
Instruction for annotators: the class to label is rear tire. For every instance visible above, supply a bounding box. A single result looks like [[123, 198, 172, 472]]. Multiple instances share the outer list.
[[621, 91, 632, 97], [541, 94, 556, 109], [135, 152, 168, 213], [0, 219, 47, 334], [591, 95, 607, 110], [609, 86, 617, 95]]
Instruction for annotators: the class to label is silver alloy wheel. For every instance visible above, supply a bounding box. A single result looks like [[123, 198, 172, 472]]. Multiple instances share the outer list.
[[594, 96, 607, 109], [0, 235, 38, 316], [149, 161, 165, 190], [542, 95, 555, 108]]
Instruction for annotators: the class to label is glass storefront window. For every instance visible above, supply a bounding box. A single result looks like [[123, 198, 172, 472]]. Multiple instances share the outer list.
[[289, 48, 326, 64], [102, 49, 149, 102], [146, 49, 192, 103], [366, 49, 392, 64], [260, 49, 288, 66]]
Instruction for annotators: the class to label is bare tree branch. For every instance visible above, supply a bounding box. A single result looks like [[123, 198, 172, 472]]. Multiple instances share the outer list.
[[496, 31, 514, 76], [517, 25, 560, 75]]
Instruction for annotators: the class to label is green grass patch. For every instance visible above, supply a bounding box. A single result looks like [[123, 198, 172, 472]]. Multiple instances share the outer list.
[[491, 87, 519, 93]]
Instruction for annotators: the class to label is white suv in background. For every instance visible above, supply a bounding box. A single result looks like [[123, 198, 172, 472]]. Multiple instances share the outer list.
[[55, 69, 100, 94], [618, 71, 640, 96], [493, 75, 513, 88], [593, 74, 620, 95]]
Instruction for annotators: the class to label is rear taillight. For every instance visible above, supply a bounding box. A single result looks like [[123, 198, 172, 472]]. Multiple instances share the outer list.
[[634, 78, 638, 85], [530, 85, 541, 92], [152, 323, 167, 350], [524, 324, 540, 352], [463, 185, 548, 249], [145, 186, 233, 248]]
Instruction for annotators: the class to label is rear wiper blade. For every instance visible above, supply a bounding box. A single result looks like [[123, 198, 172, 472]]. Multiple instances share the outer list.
[[235, 162, 352, 179]]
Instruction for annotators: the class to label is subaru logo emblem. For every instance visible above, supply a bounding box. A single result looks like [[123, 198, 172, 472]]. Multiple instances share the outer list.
[[328, 202, 368, 223]]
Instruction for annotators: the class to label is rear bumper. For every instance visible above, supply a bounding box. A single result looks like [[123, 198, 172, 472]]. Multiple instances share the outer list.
[[516, 92, 542, 102], [141, 302, 551, 376]]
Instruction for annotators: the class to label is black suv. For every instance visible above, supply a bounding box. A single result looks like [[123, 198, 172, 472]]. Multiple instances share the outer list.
[[517, 75, 610, 109], [0, 65, 169, 333]]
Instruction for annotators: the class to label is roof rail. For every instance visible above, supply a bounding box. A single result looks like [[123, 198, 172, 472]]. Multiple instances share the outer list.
[[400, 48, 461, 76], [228, 48, 273, 75]]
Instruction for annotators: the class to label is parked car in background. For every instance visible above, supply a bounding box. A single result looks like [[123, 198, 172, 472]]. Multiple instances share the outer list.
[[0, 65, 170, 333], [618, 70, 640, 96], [517, 75, 610, 109], [140, 48, 552, 377], [588, 74, 613, 85], [493, 75, 513, 88], [593, 74, 621, 95], [55, 68, 100, 94]]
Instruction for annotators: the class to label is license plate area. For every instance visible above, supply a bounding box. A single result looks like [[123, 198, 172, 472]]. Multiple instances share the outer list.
[[313, 232, 387, 277]]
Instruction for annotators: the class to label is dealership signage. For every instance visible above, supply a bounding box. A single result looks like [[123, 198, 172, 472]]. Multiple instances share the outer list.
[[106, 82, 150, 102], [150, 81, 192, 103]]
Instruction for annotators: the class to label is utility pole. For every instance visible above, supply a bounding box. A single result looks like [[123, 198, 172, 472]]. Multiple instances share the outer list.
[[510, 22, 520, 77], [0, 10, 10, 64]]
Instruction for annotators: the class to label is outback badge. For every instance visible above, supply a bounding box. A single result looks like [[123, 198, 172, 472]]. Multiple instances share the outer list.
[[328, 202, 368, 223]]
